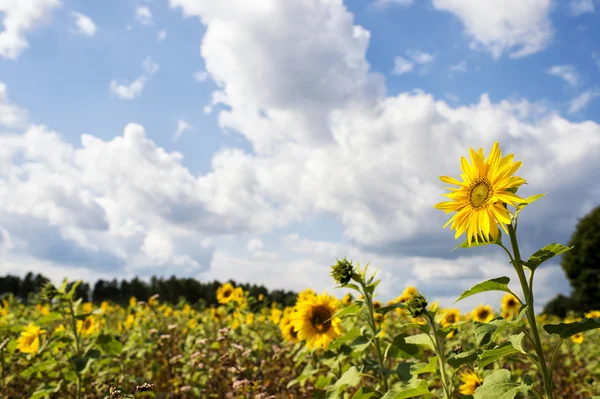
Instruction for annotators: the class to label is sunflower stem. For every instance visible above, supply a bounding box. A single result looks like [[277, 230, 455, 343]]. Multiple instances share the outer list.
[[425, 313, 451, 399], [507, 223, 553, 399]]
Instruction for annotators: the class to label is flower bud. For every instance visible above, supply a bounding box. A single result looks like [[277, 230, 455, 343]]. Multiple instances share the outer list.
[[405, 293, 428, 318], [330, 258, 355, 285]]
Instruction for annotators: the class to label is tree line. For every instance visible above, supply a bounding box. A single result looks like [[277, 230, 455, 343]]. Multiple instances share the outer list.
[[0, 272, 299, 308]]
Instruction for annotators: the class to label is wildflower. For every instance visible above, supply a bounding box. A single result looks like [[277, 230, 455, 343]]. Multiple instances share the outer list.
[[571, 333, 584, 344], [472, 304, 494, 323], [216, 283, 235, 305], [291, 292, 342, 350], [16, 323, 45, 354], [330, 257, 355, 285], [434, 141, 526, 245], [405, 293, 428, 318], [77, 316, 96, 336], [501, 293, 520, 320], [459, 370, 483, 395]]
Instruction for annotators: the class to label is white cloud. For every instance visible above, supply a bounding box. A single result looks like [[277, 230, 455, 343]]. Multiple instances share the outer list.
[[392, 56, 414, 75], [431, 0, 553, 59], [569, 0, 595, 15], [71, 11, 96, 36], [193, 70, 209, 82], [449, 60, 467, 72], [0, 82, 28, 128], [110, 57, 159, 100], [545, 65, 581, 86], [135, 6, 153, 25], [157, 30, 167, 41], [371, 0, 414, 8], [444, 92, 460, 103], [173, 119, 191, 141], [568, 89, 600, 114], [406, 49, 435, 64], [0, 0, 61, 59]]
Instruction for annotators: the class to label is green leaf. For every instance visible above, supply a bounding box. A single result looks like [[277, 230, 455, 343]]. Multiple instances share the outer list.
[[452, 231, 501, 251], [332, 303, 361, 320], [20, 360, 56, 378], [385, 333, 420, 361], [69, 356, 94, 374], [350, 335, 372, 352], [29, 382, 62, 399], [477, 342, 519, 369], [330, 328, 361, 350], [404, 333, 434, 351], [491, 305, 528, 341], [455, 277, 515, 303], [508, 332, 526, 354], [473, 369, 533, 399], [525, 243, 573, 271], [376, 302, 405, 316], [36, 312, 63, 325], [515, 193, 546, 218], [543, 318, 600, 339], [447, 350, 479, 369], [326, 366, 361, 399], [95, 334, 123, 355], [380, 380, 430, 399], [410, 356, 438, 376], [350, 387, 376, 399], [473, 318, 507, 348]]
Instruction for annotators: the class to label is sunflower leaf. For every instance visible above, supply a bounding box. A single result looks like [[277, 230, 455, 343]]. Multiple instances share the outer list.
[[380, 379, 430, 399], [473, 318, 507, 348], [447, 349, 479, 369], [331, 303, 361, 320], [410, 356, 438, 376], [325, 366, 361, 399], [376, 302, 405, 315], [404, 333, 435, 351], [473, 369, 533, 399], [543, 318, 600, 339], [515, 193, 546, 218], [476, 342, 520, 369], [454, 277, 515, 304], [525, 243, 573, 272]]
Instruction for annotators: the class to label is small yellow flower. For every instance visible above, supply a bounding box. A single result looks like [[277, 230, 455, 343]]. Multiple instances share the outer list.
[[270, 308, 282, 324], [434, 141, 526, 245], [125, 314, 135, 329], [16, 323, 46, 354], [183, 304, 191, 315], [35, 304, 50, 316], [216, 283, 235, 305], [129, 297, 137, 308], [76, 316, 97, 336], [472, 304, 494, 323], [459, 370, 483, 395], [584, 310, 600, 319], [188, 318, 198, 329], [341, 293, 353, 305], [101, 301, 111, 313], [54, 324, 65, 333], [246, 313, 255, 325], [163, 307, 173, 317], [148, 295, 159, 307], [571, 333, 584, 344], [82, 302, 94, 314], [258, 293, 264, 302]]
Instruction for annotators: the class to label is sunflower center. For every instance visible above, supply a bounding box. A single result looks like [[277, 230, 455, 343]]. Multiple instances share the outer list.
[[477, 310, 489, 320], [223, 289, 232, 298], [289, 325, 298, 339], [23, 334, 36, 348], [310, 306, 332, 333], [446, 314, 456, 323], [507, 299, 517, 308], [469, 178, 492, 208]]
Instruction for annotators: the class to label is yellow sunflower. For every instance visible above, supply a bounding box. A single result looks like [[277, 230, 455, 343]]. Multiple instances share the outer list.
[[77, 316, 97, 336], [501, 293, 520, 319], [270, 308, 282, 324], [279, 316, 299, 344], [16, 323, 45, 354], [297, 288, 316, 303], [441, 308, 461, 328], [291, 292, 342, 350], [584, 310, 600, 319], [571, 332, 584, 344], [472, 304, 494, 323], [341, 293, 353, 306], [459, 370, 483, 395], [434, 141, 526, 245], [216, 283, 235, 305]]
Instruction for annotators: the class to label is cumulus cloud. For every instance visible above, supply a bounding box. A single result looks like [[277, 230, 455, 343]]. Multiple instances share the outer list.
[[371, 0, 414, 9], [545, 65, 581, 87], [157, 30, 167, 41], [0, 82, 28, 128], [406, 49, 435, 64], [568, 89, 600, 114], [110, 57, 159, 100], [392, 56, 414, 75], [0, 0, 61, 59], [193, 70, 209, 82], [431, 0, 553, 59], [71, 11, 96, 36], [135, 6, 153, 25], [449, 60, 467, 72], [569, 0, 595, 15]]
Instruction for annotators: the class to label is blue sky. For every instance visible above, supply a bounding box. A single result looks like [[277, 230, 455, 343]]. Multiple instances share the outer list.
[[1, 0, 599, 311]]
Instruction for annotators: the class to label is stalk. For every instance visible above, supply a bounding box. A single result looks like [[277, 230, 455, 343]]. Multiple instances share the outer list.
[[507, 223, 553, 399], [425, 314, 451, 399]]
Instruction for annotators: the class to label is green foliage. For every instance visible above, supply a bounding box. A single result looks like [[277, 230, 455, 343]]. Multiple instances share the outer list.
[[473, 369, 532, 399], [454, 277, 516, 304], [543, 318, 600, 339]]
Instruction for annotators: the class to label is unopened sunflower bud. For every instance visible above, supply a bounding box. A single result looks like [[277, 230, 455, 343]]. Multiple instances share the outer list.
[[330, 258, 355, 285], [405, 293, 428, 318]]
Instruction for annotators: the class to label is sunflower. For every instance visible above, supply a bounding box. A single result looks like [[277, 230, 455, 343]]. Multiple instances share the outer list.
[[16, 323, 45, 354], [297, 288, 316, 303], [434, 141, 526, 245], [233, 287, 248, 308], [341, 293, 353, 306], [501, 293, 520, 319], [77, 316, 97, 336], [279, 316, 299, 344], [441, 308, 461, 327], [216, 283, 235, 305], [571, 332, 584, 344], [472, 304, 494, 323], [270, 308, 282, 324], [459, 370, 483, 395], [210, 306, 226, 322], [82, 302, 94, 314], [584, 310, 600, 319], [291, 292, 342, 350]]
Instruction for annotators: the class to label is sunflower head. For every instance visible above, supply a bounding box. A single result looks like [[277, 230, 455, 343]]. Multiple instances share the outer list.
[[341, 293, 353, 306], [216, 283, 235, 305], [441, 308, 461, 327], [77, 316, 97, 336], [330, 257, 355, 285], [459, 370, 483, 395], [291, 292, 342, 350], [297, 288, 317, 303], [434, 141, 526, 245], [501, 294, 520, 318], [571, 332, 584, 344], [472, 304, 494, 323], [405, 293, 428, 318], [16, 323, 45, 354]]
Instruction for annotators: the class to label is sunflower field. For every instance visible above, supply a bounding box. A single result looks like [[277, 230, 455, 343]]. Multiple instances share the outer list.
[[1, 142, 600, 399]]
